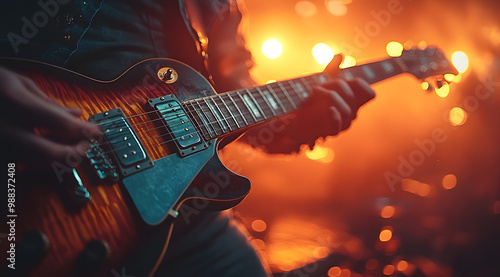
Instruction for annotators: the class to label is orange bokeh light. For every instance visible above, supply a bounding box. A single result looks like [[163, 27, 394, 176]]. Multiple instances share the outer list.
[[252, 219, 267, 232], [328, 266, 342, 277], [442, 174, 457, 190], [381, 205, 395, 218], [379, 229, 393, 242], [383, 264, 395, 275], [397, 260, 409, 271]]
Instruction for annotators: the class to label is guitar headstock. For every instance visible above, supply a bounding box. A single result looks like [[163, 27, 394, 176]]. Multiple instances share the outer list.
[[400, 46, 459, 81]]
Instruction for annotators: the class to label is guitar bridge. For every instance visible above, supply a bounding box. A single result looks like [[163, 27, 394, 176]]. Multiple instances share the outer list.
[[88, 108, 153, 179]]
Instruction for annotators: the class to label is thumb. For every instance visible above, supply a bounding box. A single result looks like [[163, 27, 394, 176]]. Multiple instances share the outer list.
[[325, 53, 344, 75]]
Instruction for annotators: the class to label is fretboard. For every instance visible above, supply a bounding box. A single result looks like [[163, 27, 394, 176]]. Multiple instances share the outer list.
[[183, 56, 407, 140]]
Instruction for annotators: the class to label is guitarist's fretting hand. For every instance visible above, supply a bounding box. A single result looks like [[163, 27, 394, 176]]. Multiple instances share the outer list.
[[0, 67, 99, 168], [243, 55, 376, 153]]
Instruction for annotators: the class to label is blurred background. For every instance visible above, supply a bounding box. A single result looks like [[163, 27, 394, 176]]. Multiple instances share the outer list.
[[219, 0, 500, 276]]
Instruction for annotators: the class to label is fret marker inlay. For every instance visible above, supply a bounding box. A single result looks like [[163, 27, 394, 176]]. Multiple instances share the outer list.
[[263, 90, 278, 110], [362, 66, 376, 79], [382, 61, 394, 73], [243, 94, 262, 118]]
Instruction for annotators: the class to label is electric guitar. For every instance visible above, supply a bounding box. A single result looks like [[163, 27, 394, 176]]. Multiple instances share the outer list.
[[0, 47, 458, 276]]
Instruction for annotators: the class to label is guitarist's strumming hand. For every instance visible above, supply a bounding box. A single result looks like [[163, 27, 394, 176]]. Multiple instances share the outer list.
[[243, 54, 376, 153], [0, 67, 99, 168]]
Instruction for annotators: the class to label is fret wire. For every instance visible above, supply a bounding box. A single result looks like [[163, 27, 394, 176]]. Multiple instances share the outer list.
[[266, 84, 288, 113], [273, 82, 297, 109], [280, 81, 304, 103], [236, 91, 258, 123], [218, 94, 240, 129], [195, 99, 218, 138], [298, 77, 312, 92], [203, 98, 225, 135], [209, 96, 232, 132], [246, 89, 268, 120], [287, 80, 306, 101], [227, 93, 249, 126], [187, 100, 212, 139], [311, 74, 322, 85], [255, 87, 277, 117], [303, 76, 317, 92]]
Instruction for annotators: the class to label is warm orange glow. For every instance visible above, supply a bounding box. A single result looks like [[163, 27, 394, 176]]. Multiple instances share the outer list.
[[435, 82, 450, 98], [383, 264, 395, 275], [386, 41, 404, 57], [252, 219, 267, 232], [449, 107, 467, 126], [295, 1, 317, 17], [340, 55, 356, 68], [418, 41, 428, 49], [402, 179, 431, 197], [493, 201, 500, 214], [451, 51, 469, 73], [313, 246, 329, 259], [325, 0, 348, 16], [253, 239, 266, 250], [312, 43, 335, 66], [305, 146, 335, 163], [397, 260, 409, 271], [340, 268, 351, 277], [266, 219, 335, 271], [266, 80, 277, 84], [262, 39, 283, 59], [381, 205, 395, 218], [328, 266, 342, 277], [379, 229, 393, 242], [365, 258, 378, 270], [442, 174, 457, 190], [417, 183, 431, 197]]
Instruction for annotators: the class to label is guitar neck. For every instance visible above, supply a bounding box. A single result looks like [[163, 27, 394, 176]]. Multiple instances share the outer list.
[[183, 57, 407, 140]]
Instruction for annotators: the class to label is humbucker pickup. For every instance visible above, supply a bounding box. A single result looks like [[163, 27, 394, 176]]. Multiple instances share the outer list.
[[149, 94, 208, 156], [88, 108, 153, 179]]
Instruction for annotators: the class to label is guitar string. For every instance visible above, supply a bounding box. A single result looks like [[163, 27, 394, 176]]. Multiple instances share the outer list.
[[83, 73, 336, 158], [86, 80, 316, 153], [90, 91, 305, 157], [90, 75, 322, 128]]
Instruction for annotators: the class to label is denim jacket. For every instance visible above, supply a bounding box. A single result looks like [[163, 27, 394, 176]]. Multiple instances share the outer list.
[[0, 0, 253, 90]]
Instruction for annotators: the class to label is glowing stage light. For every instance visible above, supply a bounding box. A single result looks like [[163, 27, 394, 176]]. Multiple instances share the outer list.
[[312, 43, 335, 66], [305, 145, 335, 163], [383, 264, 395, 275], [386, 41, 404, 57], [421, 81, 431, 91], [449, 107, 467, 126], [451, 51, 469, 73], [340, 55, 356, 68], [435, 82, 450, 98], [262, 39, 283, 59], [444, 74, 455, 82], [295, 1, 317, 17], [442, 174, 457, 190], [397, 260, 409, 271], [325, 0, 348, 16], [379, 228, 392, 242], [328, 266, 341, 277], [381, 205, 395, 218]]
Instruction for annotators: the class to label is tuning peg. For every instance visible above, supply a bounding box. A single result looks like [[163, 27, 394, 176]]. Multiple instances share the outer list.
[[436, 79, 444, 89]]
